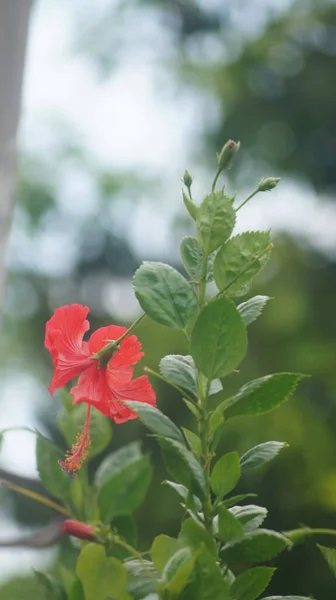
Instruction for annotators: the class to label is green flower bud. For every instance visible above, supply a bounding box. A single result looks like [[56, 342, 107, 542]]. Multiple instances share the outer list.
[[258, 177, 280, 192], [183, 170, 193, 188], [217, 139, 240, 170], [182, 190, 198, 220]]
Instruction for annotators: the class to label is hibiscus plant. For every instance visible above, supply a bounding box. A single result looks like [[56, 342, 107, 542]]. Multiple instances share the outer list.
[[2, 140, 336, 599]]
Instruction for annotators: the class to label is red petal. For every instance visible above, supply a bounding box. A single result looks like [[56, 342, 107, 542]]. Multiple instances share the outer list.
[[71, 362, 109, 406], [88, 325, 127, 354], [45, 304, 91, 395], [105, 374, 156, 423]]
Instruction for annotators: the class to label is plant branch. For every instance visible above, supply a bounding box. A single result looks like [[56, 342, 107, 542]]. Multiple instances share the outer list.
[[1, 480, 70, 516]]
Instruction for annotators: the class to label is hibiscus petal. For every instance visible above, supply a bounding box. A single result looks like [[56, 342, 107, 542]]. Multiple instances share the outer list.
[[88, 325, 127, 354], [45, 304, 91, 394], [106, 374, 156, 422], [71, 363, 108, 406]]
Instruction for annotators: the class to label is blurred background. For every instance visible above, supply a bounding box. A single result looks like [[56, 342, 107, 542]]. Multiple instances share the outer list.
[[0, 0, 336, 597]]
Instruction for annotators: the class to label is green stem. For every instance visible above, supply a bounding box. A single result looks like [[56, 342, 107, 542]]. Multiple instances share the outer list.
[[284, 527, 336, 544], [211, 168, 222, 193], [144, 367, 195, 403], [1, 480, 70, 517], [235, 189, 259, 212]]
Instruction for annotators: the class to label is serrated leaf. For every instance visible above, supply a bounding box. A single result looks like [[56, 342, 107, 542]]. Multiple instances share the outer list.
[[150, 535, 179, 574], [36, 436, 70, 502], [182, 428, 202, 457], [96, 443, 152, 521], [76, 543, 127, 600], [217, 505, 244, 543], [57, 404, 112, 458], [220, 529, 289, 563], [179, 518, 217, 556], [125, 401, 185, 444], [159, 354, 222, 398], [238, 296, 271, 326], [213, 231, 271, 297], [232, 567, 275, 600], [318, 544, 336, 577], [180, 237, 204, 281], [197, 191, 236, 254], [158, 437, 207, 500], [225, 373, 305, 418], [210, 452, 240, 499], [240, 442, 287, 472], [182, 548, 231, 600], [230, 505, 268, 532], [191, 296, 247, 380], [163, 480, 202, 512], [133, 261, 198, 329]]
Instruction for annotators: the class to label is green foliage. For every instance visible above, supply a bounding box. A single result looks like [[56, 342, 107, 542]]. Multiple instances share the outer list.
[[159, 354, 222, 398], [161, 547, 195, 596], [230, 505, 268, 532], [76, 544, 127, 600], [197, 191, 236, 254], [35, 436, 70, 502], [231, 567, 275, 600], [182, 427, 201, 457], [210, 451, 241, 498], [179, 518, 217, 556], [217, 504, 244, 543], [225, 373, 305, 418], [150, 535, 179, 574], [33, 571, 67, 600], [237, 295, 271, 326], [181, 549, 231, 600], [95, 442, 152, 521], [220, 529, 289, 563], [126, 400, 185, 444], [214, 231, 271, 296], [157, 436, 207, 500], [180, 236, 204, 281], [318, 544, 336, 577], [133, 261, 198, 329], [240, 442, 287, 472], [191, 296, 247, 379]]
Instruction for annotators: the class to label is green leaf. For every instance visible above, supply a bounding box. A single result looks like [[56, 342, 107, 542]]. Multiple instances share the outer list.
[[182, 548, 231, 600], [179, 518, 217, 556], [150, 535, 179, 574], [183, 397, 200, 418], [209, 400, 227, 442], [158, 437, 207, 500], [113, 515, 138, 549], [183, 190, 198, 220], [96, 442, 152, 521], [232, 567, 275, 600], [125, 401, 185, 445], [238, 296, 271, 326], [210, 452, 240, 499], [213, 231, 271, 297], [36, 436, 70, 502], [197, 191, 236, 254], [159, 354, 222, 398], [57, 404, 112, 458], [318, 544, 336, 577], [163, 480, 202, 512], [182, 428, 201, 457], [162, 547, 195, 595], [240, 442, 287, 472], [223, 493, 258, 508], [191, 296, 247, 379], [217, 505, 244, 543], [180, 237, 204, 281], [76, 543, 127, 600], [133, 261, 198, 329], [225, 373, 305, 418], [230, 505, 268, 532], [33, 571, 67, 600], [220, 529, 289, 563]]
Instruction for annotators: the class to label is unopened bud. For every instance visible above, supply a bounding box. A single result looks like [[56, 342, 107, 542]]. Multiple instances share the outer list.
[[62, 519, 96, 541], [217, 140, 240, 170], [258, 177, 280, 192], [182, 190, 198, 220], [183, 170, 193, 188]]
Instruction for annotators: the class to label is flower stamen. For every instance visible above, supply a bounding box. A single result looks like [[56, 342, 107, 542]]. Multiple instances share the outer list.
[[59, 405, 92, 476]]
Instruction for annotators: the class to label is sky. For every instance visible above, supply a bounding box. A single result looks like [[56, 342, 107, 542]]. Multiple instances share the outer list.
[[1, 0, 336, 584]]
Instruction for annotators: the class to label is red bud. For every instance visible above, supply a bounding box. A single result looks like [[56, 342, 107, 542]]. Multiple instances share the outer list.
[[62, 519, 96, 541]]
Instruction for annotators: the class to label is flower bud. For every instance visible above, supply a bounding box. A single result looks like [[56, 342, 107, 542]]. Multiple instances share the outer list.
[[183, 170, 193, 188], [62, 519, 96, 541], [217, 140, 240, 170], [258, 177, 280, 192]]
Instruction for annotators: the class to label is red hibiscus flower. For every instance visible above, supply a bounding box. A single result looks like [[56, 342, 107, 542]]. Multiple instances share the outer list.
[[45, 304, 156, 474]]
